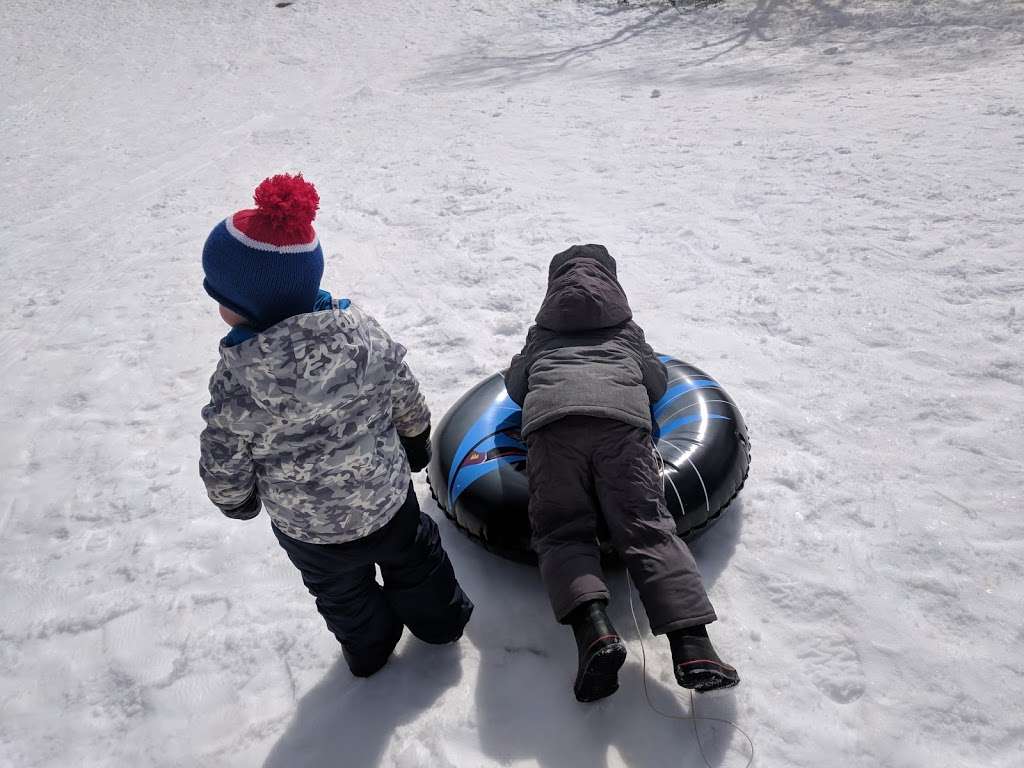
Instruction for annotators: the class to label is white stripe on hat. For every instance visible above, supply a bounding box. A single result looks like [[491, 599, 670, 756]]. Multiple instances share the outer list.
[[224, 216, 320, 254]]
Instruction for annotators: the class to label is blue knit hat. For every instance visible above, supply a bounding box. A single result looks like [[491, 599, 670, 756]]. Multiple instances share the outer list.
[[202, 173, 325, 331]]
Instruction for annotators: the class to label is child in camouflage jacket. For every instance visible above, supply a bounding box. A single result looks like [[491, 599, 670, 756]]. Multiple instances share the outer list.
[[198, 174, 472, 677]]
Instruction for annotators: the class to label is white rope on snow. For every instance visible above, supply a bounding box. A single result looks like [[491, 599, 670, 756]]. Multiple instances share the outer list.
[[625, 570, 755, 768]]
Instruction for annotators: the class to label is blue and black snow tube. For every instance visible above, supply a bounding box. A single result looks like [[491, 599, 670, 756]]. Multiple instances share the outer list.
[[427, 356, 750, 563]]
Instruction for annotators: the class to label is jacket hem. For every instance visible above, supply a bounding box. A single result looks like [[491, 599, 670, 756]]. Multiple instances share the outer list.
[[266, 486, 410, 545], [522, 406, 652, 438]]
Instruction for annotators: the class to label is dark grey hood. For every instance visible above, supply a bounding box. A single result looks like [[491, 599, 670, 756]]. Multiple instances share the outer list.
[[536, 244, 632, 333]]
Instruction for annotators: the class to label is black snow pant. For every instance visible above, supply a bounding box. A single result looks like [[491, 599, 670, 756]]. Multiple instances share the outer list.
[[272, 483, 473, 664], [525, 415, 717, 634]]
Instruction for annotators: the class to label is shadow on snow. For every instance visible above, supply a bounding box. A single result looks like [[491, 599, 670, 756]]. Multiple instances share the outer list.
[[418, 0, 1017, 90], [263, 493, 747, 767]]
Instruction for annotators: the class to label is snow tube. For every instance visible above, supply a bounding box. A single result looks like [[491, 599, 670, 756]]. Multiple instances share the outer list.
[[427, 356, 750, 563]]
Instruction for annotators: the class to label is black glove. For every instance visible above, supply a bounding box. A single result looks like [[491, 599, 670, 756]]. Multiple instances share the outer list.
[[218, 487, 261, 520], [400, 426, 432, 473]]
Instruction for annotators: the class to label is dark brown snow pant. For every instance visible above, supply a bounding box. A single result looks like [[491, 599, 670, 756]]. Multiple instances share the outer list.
[[525, 415, 717, 634]]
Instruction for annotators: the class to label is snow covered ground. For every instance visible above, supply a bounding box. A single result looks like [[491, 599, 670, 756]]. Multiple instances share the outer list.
[[2, 1, 1022, 766]]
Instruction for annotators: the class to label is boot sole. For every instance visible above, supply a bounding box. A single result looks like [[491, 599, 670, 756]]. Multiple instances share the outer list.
[[574, 642, 627, 703], [675, 662, 740, 693]]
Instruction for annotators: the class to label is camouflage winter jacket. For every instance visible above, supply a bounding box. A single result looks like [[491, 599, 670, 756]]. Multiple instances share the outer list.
[[199, 301, 431, 544]]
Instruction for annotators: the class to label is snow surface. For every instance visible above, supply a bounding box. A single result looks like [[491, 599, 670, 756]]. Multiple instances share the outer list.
[[2, 1, 1023, 766]]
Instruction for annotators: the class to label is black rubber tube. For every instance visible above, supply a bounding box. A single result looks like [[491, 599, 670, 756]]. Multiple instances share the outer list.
[[427, 356, 750, 563]]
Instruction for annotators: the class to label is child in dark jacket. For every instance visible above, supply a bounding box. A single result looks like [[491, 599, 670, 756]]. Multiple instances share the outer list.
[[505, 244, 738, 702], [198, 174, 472, 678]]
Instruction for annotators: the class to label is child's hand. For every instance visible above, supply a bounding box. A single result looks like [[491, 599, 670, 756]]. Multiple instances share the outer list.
[[400, 427, 432, 473], [218, 487, 261, 520]]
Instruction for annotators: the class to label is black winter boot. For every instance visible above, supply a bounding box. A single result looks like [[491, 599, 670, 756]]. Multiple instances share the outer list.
[[668, 626, 740, 693], [569, 601, 627, 702]]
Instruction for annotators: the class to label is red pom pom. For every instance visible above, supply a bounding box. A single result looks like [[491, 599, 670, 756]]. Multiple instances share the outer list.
[[252, 173, 320, 239]]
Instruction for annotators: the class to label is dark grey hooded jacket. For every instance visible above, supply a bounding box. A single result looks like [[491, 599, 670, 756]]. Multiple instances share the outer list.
[[504, 244, 667, 437]]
